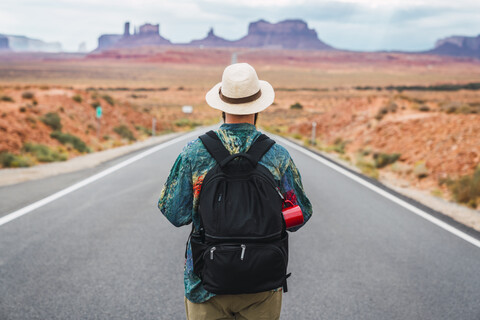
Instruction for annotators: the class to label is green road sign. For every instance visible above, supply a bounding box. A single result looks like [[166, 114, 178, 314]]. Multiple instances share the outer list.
[[96, 106, 102, 119]]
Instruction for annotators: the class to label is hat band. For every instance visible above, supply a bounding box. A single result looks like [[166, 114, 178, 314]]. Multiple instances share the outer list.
[[219, 87, 262, 104]]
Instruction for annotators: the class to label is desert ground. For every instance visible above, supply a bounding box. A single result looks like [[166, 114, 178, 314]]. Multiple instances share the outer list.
[[1, 47, 479, 212]]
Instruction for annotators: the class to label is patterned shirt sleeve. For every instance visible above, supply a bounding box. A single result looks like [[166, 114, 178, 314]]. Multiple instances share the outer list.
[[158, 149, 193, 227], [280, 157, 313, 231]]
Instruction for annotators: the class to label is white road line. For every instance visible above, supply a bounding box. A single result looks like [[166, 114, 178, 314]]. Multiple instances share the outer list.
[[0, 130, 201, 227], [276, 136, 480, 249]]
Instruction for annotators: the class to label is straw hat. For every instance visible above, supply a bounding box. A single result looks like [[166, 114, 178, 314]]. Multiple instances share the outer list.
[[205, 63, 275, 115]]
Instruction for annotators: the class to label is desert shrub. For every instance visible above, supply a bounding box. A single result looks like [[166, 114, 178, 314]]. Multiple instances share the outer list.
[[101, 94, 114, 106], [387, 102, 398, 113], [290, 102, 303, 110], [0, 152, 32, 168], [418, 105, 430, 112], [291, 133, 302, 140], [262, 125, 287, 135], [413, 161, 428, 179], [26, 116, 36, 124], [468, 105, 480, 114], [375, 107, 389, 120], [135, 125, 152, 136], [442, 167, 480, 208], [72, 94, 83, 103], [39, 85, 50, 90], [174, 118, 201, 128], [304, 137, 320, 146], [358, 149, 371, 156], [22, 143, 67, 162], [22, 91, 34, 99], [19, 106, 27, 112], [431, 189, 443, 198], [441, 102, 460, 114], [384, 83, 480, 92], [440, 102, 477, 114], [41, 112, 62, 131], [50, 131, 89, 153], [375, 102, 398, 120], [373, 152, 401, 168], [332, 138, 346, 154], [91, 101, 100, 109], [356, 160, 379, 180], [355, 86, 374, 91], [1, 95, 14, 102], [114, 125, 136, 141]]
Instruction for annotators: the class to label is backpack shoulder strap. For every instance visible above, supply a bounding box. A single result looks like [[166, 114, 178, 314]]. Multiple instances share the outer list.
[[247, 134, 276, 165], [199, 130, 231, 164]]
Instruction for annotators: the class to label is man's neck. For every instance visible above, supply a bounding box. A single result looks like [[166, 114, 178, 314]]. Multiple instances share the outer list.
[[224, 113, 255, 125]]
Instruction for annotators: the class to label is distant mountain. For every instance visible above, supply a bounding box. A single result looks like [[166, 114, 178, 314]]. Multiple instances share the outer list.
[[233, 19, 332, 50], [427, 35, 480, 58], [0, 35, 62, 52], [188, 28, 233, 47], [0, 35, 8, 50], [98, 19, 333, 51], [96, 22, 171, 50]]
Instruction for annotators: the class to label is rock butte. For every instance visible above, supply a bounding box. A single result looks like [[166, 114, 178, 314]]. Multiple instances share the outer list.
[[95, 19, 333, 51]]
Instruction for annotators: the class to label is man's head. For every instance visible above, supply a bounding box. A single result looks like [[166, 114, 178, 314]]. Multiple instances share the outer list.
[[206, 63, 274, 124]]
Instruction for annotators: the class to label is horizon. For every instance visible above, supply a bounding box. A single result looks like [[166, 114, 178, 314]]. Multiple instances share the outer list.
[[1, 0, 480, 52]]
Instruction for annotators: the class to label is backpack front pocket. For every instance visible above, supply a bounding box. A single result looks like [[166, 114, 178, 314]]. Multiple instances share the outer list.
[[201, 240, 287, 294]]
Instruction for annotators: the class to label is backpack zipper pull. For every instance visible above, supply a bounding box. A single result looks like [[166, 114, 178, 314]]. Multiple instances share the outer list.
[[210, 247, 216, 260], [276, 187, 284, 200], [240, 244, 246, 260]]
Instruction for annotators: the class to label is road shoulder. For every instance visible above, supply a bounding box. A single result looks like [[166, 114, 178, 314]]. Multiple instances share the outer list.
[[276, 135, 480, 239], [0, 132, 182, 187]]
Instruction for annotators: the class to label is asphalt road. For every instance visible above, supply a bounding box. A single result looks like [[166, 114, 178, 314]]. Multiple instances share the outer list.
[[1, 127, 480, 320]]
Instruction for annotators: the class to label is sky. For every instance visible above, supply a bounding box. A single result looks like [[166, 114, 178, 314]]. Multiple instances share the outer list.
[[1, 0, 479, 52]]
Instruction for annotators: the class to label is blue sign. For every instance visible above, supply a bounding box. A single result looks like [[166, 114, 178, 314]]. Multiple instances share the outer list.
[[96, 106, 102, 119]]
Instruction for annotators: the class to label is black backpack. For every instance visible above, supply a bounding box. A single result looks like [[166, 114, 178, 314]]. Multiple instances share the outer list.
[[189, 130, 290, 295]]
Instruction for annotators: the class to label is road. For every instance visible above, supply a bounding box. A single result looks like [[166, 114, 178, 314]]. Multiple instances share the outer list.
[[1, 127, 480, 320]]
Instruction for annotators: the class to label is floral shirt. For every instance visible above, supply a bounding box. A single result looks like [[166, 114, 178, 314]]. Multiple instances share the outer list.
[[158, 123, 313, 303]]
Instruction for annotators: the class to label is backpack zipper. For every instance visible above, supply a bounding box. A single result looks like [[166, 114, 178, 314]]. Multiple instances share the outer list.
[[207, 243, 285, 264], [240, 244, 246, 260], [275, 187, 284, 200]]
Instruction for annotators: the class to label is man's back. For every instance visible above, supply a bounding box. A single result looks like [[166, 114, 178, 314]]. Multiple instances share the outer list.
[[159, 123, 312, 303]]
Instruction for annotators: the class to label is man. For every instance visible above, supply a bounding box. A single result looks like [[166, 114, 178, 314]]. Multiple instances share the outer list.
[[158, 63, 312, 319]]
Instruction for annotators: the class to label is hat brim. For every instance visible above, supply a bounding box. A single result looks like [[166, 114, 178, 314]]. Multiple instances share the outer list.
[[205, 80, 275, 115]]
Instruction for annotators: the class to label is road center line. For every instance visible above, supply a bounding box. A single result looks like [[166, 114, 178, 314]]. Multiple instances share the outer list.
[[276, 136, 480, 249], [0, 130, 201, 227]]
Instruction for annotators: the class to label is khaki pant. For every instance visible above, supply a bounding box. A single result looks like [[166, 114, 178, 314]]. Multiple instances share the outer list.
[[185, 290, 282, 320]]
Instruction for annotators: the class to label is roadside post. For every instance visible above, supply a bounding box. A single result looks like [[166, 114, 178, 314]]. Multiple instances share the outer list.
[[311, 121, 317, 146], [96, 105, 102, 139], [152, 118, 156, 136]]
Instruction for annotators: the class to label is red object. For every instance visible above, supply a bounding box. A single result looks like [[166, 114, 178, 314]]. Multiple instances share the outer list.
[[282, 200, 304, 229]]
